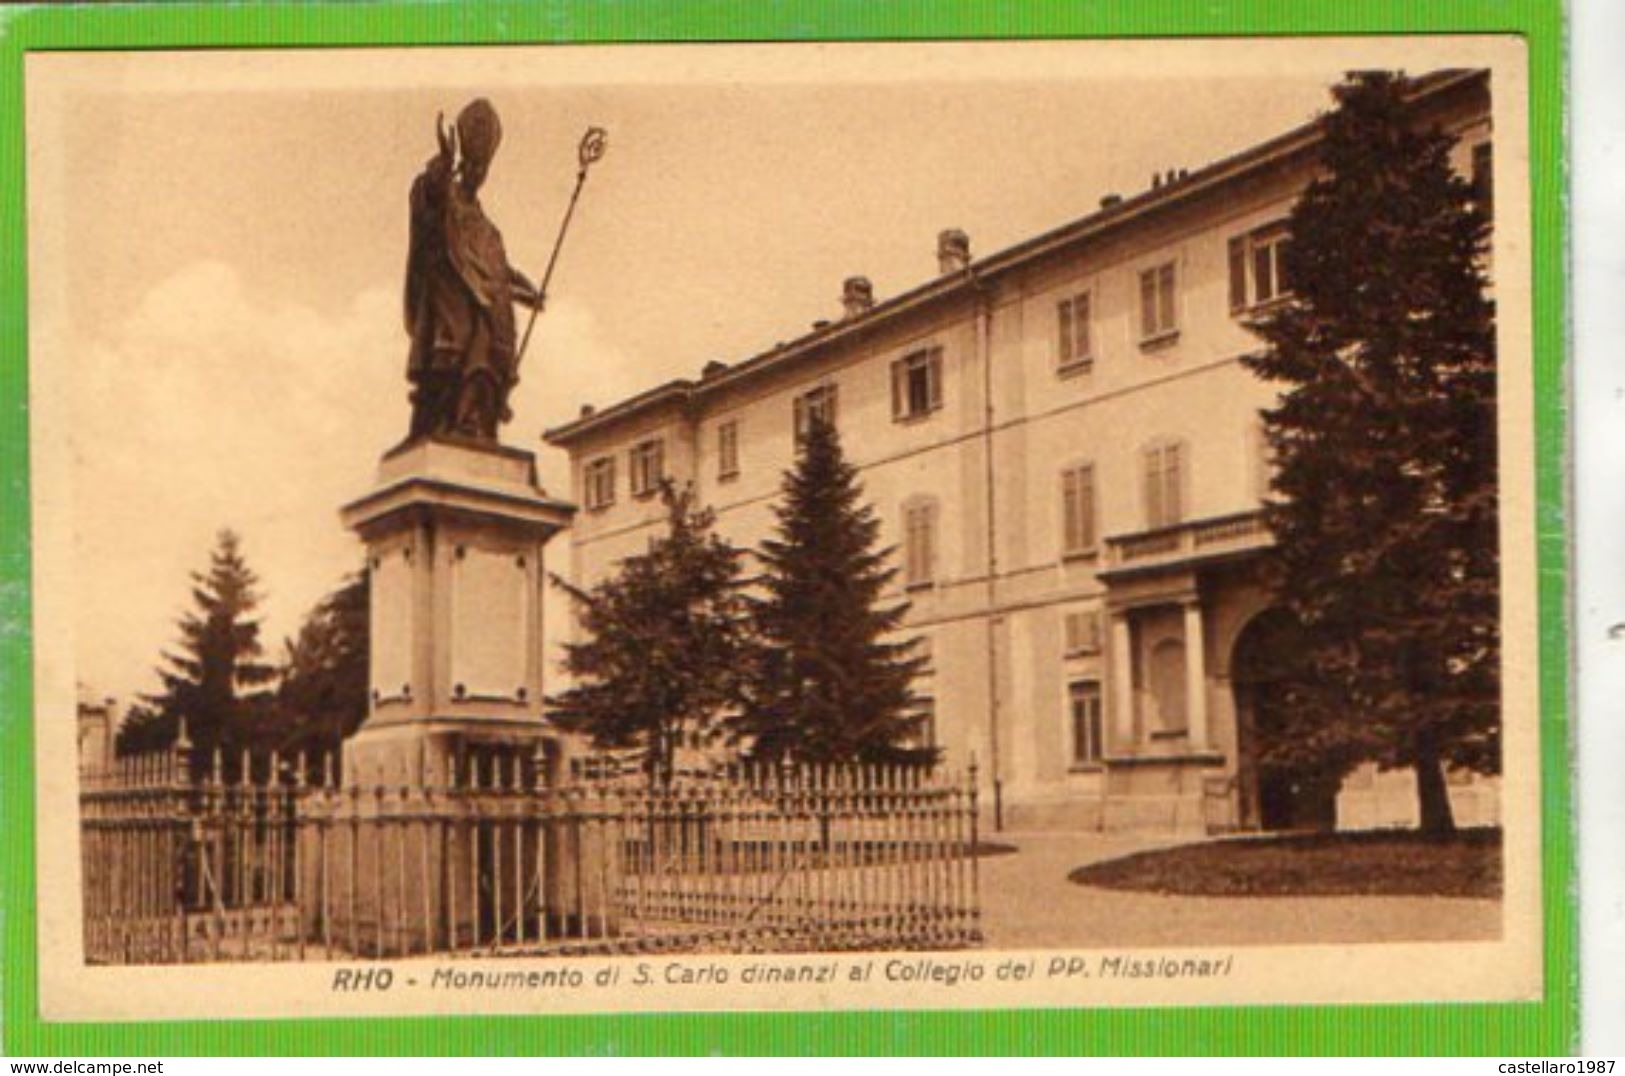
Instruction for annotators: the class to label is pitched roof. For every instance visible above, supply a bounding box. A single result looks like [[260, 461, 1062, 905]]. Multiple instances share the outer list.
[[543, 68, 1486, 447]]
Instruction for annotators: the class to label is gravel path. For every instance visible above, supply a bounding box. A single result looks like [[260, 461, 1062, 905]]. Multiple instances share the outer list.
[[978, 831, 1502, 950]]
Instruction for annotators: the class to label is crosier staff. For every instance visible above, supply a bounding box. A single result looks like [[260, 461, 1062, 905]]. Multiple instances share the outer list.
[[515, 126, 608, 369]]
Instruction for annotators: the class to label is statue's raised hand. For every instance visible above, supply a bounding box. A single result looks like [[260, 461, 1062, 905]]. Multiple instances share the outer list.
[[427, 111, 457, 180]]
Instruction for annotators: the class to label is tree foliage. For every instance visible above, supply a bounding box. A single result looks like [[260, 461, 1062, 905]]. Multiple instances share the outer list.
[[117, 529, 278, 777], [1242, 71, 1498, 833], [736, 418, 931, 766], [550, 482, 754, 784], [271, 572, 370, 770]]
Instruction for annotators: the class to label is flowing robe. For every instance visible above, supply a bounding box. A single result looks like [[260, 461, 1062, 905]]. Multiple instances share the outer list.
[[404, 161, 519, 440]]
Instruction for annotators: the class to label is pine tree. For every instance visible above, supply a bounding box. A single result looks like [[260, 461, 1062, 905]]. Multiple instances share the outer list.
[[270, 572, 369, 771], [739, 417, 931, 766], [550, 482, 754, 785], [119, 529, 278, 777], [1242, 71, 1498, 833]]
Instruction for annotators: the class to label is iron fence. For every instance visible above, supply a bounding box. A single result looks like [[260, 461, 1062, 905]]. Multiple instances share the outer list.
[[80, 742, 982, 964]]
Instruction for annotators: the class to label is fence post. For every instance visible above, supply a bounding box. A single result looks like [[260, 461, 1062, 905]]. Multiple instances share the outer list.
[[967, 754, 981, 944], [168, 720, 194, 963]]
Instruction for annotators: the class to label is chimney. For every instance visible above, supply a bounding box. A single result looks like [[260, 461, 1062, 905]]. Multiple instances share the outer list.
[[841, 276, 874, 319], [702, 360, 729, 379], [1100, 193, 1123, 210], [937, 228, 971, 274], [579, 403, 596, 418]]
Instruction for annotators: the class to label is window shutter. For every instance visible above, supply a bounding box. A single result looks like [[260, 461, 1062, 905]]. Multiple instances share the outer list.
[[1139, 271, 1156, 336], [1075, 292, 1090, 359], [1228, 236, 1247, 311], [1061, 469, 1079, 553], [923, 504, 936, 582], [1144, 447, 1164, 528], [1064, 611, 1102, 655], [1158, 263, 1177, 331], [1057, 299, 1073, 363], [905, 505, 921, 584], [1253, 242, 1274, 304], [1165, 442, 1184, 523], [1079, 465, 1095, 549], [890, 359, 904, 419], [928, 349, 943, 410]]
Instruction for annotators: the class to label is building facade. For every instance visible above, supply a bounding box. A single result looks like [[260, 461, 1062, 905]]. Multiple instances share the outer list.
[[544, 70, 1499, 833]]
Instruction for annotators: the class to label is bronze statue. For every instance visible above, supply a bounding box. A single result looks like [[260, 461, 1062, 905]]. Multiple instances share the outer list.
[[404, 98, 541, 442]]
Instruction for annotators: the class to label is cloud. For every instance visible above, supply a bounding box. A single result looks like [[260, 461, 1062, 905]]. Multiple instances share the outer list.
[[71, 261, 400, 701], [69, 260, 631, 705], [506, 291, 643, 493]]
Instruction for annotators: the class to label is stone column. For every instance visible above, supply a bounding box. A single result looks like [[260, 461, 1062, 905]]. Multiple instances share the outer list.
[[1109, 612, 1136, 747], [336, 436, 576, 951], [1183, 599, 1208, 749]]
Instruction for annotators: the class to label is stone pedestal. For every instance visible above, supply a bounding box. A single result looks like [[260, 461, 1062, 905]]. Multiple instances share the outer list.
[[340, 436, 576, 786], [325, 437, 576, 954]]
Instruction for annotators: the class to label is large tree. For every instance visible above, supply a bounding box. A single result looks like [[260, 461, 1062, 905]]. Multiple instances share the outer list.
[[1242, 71, 1498, 833], [269, 572, 370, 773], [550, 482, 754, 784], [119, 529, 278, 777], [737, 417, 931, 766]]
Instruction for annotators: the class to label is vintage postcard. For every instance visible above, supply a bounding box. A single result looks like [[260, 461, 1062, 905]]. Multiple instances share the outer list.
[[20, 31, 1551, 1033]]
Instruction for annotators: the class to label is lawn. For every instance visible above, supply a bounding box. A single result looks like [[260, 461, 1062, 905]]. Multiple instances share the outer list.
[[1068, 827, 1502, 899]]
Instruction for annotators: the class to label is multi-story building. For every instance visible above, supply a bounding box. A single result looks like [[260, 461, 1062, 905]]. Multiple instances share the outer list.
[[543, 69, 1500, 833]]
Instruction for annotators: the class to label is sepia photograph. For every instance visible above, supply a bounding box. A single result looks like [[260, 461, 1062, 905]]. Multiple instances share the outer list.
[[25, 36, 1541, 1022]]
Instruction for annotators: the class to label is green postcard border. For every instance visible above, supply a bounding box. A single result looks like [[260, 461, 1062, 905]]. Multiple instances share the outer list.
[[0, 0, 1572, 1056]]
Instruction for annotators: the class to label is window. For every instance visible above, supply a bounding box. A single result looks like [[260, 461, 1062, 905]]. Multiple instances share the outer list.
[[717, 420, 739, 480], [793, 384, 838, 445], [1471, 142, 1493, 219], [1228, 225, 1293, 312], [1060, 463, 1097, 557], [1063, 610, 1102, 656], [1069, 681, 1104, 765], [1138, 261, 1179, 342], [891, 347, 944, 420], [1056, 290, 1093, 372], [1142, 440, 1186, 528], [629, 439, 664, 498], [584, 456, 616, 510], [902, 499, 938, 589], [914, 696, 938, 752]]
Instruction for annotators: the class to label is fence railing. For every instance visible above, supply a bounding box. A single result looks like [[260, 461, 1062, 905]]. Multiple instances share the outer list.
[[80, 743, 982, 964]]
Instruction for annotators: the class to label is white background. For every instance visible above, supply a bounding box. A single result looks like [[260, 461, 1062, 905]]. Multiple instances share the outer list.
[[1573, 0, 1625, 1056]]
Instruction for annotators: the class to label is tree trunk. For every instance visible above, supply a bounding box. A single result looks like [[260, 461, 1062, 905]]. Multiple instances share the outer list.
[[1414, 743, 1456, 836]]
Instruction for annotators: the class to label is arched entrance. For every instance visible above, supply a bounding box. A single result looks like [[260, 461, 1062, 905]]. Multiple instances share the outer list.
[[1231, 608, 1337, 832]]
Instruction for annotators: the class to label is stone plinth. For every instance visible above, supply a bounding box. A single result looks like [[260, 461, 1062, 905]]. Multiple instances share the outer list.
[[339, 437, 576, 787]]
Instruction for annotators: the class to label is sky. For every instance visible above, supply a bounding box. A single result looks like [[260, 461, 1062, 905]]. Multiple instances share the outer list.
[[24, 39, 1484, 707]]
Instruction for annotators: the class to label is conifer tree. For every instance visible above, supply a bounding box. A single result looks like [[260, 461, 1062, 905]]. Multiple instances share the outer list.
[[550, 483, 754, 784], [119, 529, 278, 777], [739, 417, 931, 766], [1242, 71, 1498, 833]]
